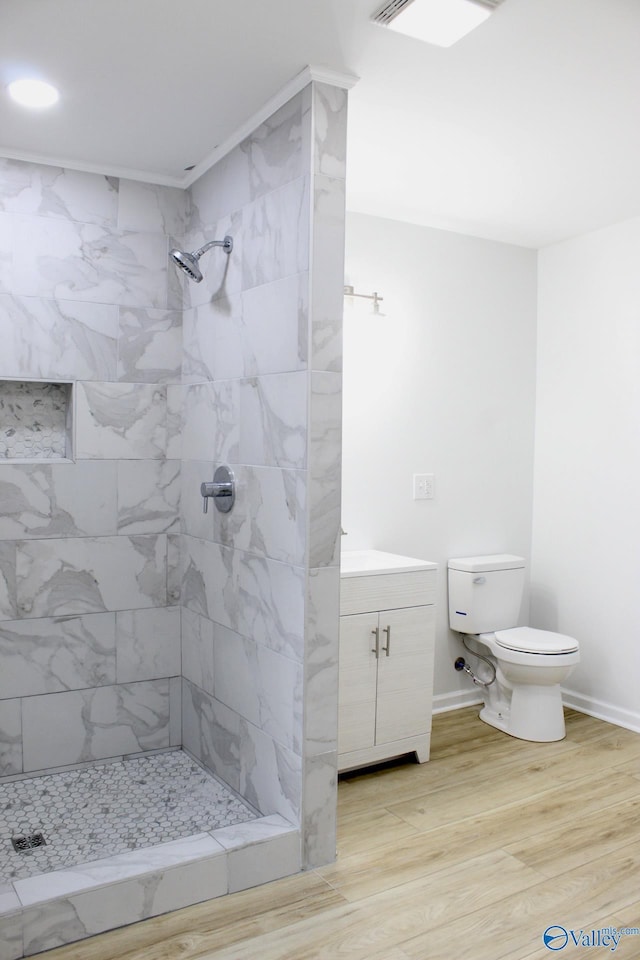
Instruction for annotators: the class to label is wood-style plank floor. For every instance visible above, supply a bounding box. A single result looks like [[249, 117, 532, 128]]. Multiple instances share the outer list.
[[46, 707, 640, 960]]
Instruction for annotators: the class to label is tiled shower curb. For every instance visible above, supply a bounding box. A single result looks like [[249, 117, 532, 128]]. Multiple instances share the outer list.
[[0, 815, 300, 959]]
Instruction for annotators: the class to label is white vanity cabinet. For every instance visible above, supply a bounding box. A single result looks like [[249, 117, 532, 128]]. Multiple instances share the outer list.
[[338, 551, 437, 772]]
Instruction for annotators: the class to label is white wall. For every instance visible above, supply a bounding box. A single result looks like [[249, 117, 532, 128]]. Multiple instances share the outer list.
[[343, 212, 538, 707], [532, 216, 640, 732]]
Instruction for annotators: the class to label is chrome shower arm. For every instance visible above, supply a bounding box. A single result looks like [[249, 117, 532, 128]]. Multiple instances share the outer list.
[[169, 235, 233, 283], [193, 236, 233, 259]]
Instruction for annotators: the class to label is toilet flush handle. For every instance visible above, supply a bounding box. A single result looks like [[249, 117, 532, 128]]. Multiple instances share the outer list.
[[473, 576, 486, 585]]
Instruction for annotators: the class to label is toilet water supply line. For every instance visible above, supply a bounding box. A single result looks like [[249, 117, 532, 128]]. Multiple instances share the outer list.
[[454, 635, 497, 687]]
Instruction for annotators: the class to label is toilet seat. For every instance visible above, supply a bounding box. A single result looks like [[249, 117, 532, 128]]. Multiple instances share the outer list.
[[494, 626, 578, 655]]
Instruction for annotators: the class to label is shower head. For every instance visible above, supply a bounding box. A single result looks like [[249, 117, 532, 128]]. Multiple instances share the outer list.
[[170, 249, 203, 282], [169, 235, 233, 283]]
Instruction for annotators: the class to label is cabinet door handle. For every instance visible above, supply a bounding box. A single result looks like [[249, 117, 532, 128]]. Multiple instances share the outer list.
[[382, 625, 391, 657], [371, 627, 380, 659]]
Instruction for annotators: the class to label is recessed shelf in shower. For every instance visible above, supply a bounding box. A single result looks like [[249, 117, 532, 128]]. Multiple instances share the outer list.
[[0, 379, 74, 461]]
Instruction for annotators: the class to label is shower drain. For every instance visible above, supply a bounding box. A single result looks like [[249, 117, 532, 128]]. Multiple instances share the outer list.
[[11, 831, 47, 853]]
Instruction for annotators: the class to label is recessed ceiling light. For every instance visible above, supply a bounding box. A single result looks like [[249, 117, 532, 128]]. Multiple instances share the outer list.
[[8, 78, 59, 109], [373, 0, 503, 48]]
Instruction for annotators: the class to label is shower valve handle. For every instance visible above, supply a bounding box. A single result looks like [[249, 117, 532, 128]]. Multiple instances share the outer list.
[[200, 466, 236, 514], [201, 481, 232, 511]]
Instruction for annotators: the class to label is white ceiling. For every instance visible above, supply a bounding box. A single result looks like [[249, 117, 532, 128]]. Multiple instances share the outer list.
[[1, 0, 639, 247]]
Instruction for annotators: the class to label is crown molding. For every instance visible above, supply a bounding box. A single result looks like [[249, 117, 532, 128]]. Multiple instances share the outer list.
[[0, 146, 184, 188]]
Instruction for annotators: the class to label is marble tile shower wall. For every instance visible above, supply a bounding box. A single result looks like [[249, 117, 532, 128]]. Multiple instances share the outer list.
[[179, 83, 346, 867], [0, 162, 185, 778], [0, 82, 347, 876]]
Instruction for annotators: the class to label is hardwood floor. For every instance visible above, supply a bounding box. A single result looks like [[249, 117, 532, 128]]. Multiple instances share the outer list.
[[46, 708, 640, 960]]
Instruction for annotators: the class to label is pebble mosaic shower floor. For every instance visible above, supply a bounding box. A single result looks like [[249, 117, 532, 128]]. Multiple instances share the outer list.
[[0, 750, 258, 883]]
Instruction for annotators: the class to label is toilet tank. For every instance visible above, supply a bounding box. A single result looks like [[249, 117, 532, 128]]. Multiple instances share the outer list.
[[448, 554, 526, 634]]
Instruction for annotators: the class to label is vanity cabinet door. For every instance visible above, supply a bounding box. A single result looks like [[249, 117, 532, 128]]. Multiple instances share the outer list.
[[338, 611, 379, 754], [375, 605, 435, 745]]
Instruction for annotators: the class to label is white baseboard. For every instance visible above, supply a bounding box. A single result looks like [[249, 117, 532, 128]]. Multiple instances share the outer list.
[[432, 690, 483, 714], [433, 687, 640, 735], [562, 688, 640, 734]]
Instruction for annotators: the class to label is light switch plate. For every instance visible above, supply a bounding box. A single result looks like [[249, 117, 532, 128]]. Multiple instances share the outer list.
[[413, 473, 434, 500]]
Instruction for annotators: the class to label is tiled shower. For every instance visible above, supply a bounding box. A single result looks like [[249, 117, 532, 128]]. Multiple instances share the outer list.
[[0, 78, 347, 957]]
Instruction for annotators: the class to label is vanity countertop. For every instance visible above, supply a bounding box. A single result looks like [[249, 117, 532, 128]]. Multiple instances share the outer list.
[[340, 549, 437, 578]]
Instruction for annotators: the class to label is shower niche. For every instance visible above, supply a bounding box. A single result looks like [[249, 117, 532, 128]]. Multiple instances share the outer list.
[[0, 379, 74, 461]]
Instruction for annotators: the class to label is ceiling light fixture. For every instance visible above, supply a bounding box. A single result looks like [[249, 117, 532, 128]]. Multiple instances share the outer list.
[[8, 78, 59, 109], [373, 0, 504, 48]]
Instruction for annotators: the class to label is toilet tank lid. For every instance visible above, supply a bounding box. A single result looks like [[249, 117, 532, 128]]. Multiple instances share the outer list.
[[448, 554, 525, 573]]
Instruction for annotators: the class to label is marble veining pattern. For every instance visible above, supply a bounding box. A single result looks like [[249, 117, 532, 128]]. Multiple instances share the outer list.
[[239, 719, 301, 824], [0, 543, 17, 621], [20, 680, 172, 772], [212, 633, 303, 754], [165, 385, 182, 461], [116, 460, 180, 535], [0, 295, 118, 383], [0, 462, 117, 540], [303, 565, 340, 757], [0, 159, 119, 227], [241, 274, 308, 376], [116, 307, 182, 384], [115, 607, 180, 684], [166, 534, 182, 605], [213, 465, 305, 565], [0, 214, 11, 294], [0, 701, 21, 778], [238, 373, 307, 469], [11, 216, 169, 310], [180, 381, 239, 464], [244, 92, 305, 202], [0, 750, 256, 884], [181, 680, 242, 794], [74, 382, 167, 460], [181, 294, 242, 384], [14, 535, 167, 618], [241, 176, 309, 291], [188, 148, 249, 231], [0, 613, 116, 700], [116, 179, 189, 236], [310, 175, 346, 374], [308, 371, 342, 568], [180, 608, 214, 696], [313, 84, 348, 179], [180, 536, 305, 661]]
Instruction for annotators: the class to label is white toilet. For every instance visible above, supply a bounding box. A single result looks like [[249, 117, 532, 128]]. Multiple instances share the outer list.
[[448, 554, 579, 742]]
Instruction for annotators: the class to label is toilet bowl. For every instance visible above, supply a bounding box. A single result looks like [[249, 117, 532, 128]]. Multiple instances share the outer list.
[[448, 556, 580, 742], [472, 626, 579, 741]]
